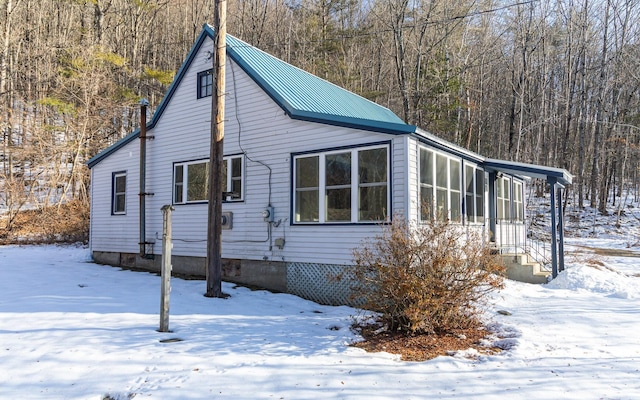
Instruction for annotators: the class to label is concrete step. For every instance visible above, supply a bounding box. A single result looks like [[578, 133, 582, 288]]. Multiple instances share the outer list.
[[500, 253, 551, 284]]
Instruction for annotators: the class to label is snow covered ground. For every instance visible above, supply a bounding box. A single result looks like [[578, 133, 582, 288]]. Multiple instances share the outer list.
[[1, 239, 639, 399]]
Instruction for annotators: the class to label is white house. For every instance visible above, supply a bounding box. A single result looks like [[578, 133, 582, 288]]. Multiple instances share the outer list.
[[87, 25, 572, 305]]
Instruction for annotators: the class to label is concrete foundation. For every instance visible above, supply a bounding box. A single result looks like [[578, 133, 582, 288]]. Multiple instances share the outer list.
[[91, 251, 338, 303]]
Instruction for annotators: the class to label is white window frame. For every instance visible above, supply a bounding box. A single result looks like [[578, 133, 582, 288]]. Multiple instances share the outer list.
[[513, 180, 524, 222], [496, 176, 525, 223], [497, 176, 511, 221], [112, 171, 127, 215], [222, 155, 244, 201], [464, 162, 485, 224], [418, 146, 462, 222], [293, 144, 390, 224], [173, 155, 244, 204]]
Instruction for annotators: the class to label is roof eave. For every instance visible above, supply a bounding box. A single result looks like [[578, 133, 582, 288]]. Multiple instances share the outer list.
[[290, 110, 415, 135], [411, 128, 485, 163], [86, 129, 140, 168], [484, 158, 573, 186]]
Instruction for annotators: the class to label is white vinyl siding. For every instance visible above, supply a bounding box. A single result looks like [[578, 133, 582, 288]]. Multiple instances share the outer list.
[[90, 36, 405, 266], [89, 138, 139, 254]]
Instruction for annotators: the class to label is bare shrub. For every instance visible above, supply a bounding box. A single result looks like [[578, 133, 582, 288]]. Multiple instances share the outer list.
[[352, 217, 505, 335], [0, 199, 89, 244]]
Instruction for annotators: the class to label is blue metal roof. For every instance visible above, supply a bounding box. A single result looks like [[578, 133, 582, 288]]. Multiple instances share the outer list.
[[223, 29, 413, 134], [86, 24, 574, 188], [88, 26, 413, 168]]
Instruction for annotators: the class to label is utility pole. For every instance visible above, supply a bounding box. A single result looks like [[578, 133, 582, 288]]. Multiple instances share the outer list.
[[205, 0, 227, 298]]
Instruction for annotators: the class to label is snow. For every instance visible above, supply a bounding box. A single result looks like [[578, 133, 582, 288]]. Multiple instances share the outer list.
[[1, 242, 640, 399]]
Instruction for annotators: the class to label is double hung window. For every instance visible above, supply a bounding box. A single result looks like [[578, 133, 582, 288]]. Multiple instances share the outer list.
[[496, 176, 524, 222], [513, 181, 523, 221], [112, 172, 127, 214], [197, 69, 213, 99], [293, 145, 389, 223], [173, 155, 244, 204], [497, 176, 511, 221]]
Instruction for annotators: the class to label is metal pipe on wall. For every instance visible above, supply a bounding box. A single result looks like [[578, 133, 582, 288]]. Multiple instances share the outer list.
[[139, 98, 149, 257]]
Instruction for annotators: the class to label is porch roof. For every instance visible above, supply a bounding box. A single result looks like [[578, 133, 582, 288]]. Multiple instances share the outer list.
[[484, 158, 573, 186]]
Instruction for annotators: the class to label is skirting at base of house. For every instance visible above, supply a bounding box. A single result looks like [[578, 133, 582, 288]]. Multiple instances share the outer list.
[[91, 251, 359, 306]]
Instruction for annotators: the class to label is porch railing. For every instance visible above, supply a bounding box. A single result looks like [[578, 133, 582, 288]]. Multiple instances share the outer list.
[[490, 217, 552, 273]]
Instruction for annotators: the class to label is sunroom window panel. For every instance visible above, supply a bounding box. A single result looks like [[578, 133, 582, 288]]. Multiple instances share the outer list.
[[498, 178, 511, 220], [449, 159, 461, 222], [465, 165, 475, 221], [419, 148, 434, 220], [436, 154, 448, 188], [465, 194, 474, 220], [475, 169, 484, 220], [450, 159, 460, 190], [504, 198, 512, 220], [465, 166, 474, 193], [436, 188, 447, 220], [420, 186, 433, 220], [450, 191, 461, 222], [505, 179, 512, 220], [420, 149, 433, 185], [476, 196, 484, 223], [514, 182, 523, 221]]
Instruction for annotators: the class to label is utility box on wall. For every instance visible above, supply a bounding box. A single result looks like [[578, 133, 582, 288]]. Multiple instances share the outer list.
[[221, 212, 233, 230]]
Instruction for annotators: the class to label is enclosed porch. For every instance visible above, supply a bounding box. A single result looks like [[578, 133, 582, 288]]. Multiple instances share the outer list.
[[485, 160, 573, 283]]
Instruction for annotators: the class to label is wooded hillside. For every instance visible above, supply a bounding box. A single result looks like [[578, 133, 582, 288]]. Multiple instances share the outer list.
[[2, 0, 639, 229]]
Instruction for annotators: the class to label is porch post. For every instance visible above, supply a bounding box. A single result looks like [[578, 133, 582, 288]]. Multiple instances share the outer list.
[[488, 171, 497, 245], [548, 177, 558, 278], [557, 184, 566, 272]]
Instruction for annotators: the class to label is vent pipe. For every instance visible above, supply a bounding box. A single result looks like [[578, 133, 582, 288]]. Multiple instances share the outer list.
[[139, 98, 149, 257]]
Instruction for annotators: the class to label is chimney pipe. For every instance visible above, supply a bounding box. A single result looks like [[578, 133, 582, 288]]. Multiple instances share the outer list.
[[139, 98, 149, 257]]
